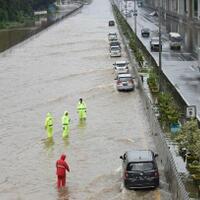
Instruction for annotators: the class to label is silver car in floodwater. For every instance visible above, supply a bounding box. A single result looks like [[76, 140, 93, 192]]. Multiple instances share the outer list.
[[113, 61, 129, 75], [115, 73, 135, 91]]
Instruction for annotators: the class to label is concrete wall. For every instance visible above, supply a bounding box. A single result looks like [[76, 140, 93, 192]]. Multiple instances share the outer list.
[[144, 0, 200, 20]]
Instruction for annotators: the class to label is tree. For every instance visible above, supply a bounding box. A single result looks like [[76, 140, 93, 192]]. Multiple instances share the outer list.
[[0, 0, 56, 24]]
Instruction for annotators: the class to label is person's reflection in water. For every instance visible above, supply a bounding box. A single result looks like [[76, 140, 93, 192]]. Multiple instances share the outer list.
[[57, 187, 69, 200], [63, 137, 70, 147], [78, 118, 86, 129], [43, 137, 55, 152]]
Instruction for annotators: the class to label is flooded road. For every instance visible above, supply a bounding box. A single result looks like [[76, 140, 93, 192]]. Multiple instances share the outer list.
[[0, 0, 170, 199]]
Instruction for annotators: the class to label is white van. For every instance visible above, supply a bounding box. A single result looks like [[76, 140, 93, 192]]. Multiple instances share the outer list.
[[169, 32, 182, 50]]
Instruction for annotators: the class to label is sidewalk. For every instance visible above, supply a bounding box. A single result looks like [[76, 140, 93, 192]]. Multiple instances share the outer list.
[[116, 2, 200, 121]]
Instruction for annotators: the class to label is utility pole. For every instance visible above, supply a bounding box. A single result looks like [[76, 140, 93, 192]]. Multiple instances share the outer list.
[[125, 0, 128, 19], [134, 0, 137, 35], [158, 0, 162, 91], [198, 47, 200, 72]]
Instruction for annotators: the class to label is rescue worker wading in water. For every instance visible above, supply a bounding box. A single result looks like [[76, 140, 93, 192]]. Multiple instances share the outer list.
[[62, 111, 70, 138], [77, 98, 87, 120], [45, 112, 53, 138], [56, 154, 70, 188]]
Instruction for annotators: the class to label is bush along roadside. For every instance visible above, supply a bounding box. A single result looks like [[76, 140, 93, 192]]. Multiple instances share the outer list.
[[112, 3, 200, 189], [175, 119, 200, 184], [113, 5, 144, 67]]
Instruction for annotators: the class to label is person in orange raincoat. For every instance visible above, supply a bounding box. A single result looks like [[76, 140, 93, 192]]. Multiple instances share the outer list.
[[56, 154, 70, 188]]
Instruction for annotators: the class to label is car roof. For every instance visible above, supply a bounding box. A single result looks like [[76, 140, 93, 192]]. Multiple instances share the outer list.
[[110, 41, 120, 43], [169, 32, 181, 37], [114, 61, 128, 65], [111, 45, 120, 48], [108, 32, 117, 35], [151, 37, 159, 40], [141, 28, 150, 31], [126, 150, 154, 162], [118, 73, 132, 78]]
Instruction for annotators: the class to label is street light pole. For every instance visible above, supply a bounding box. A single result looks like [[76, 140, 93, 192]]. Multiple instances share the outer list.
[[158, 0, 162, 90], [134, 0, 137, 35]]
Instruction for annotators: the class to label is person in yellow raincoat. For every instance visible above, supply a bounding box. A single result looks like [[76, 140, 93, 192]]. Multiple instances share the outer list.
[[77, 98, 87, 120], [45, 112, 53, 138], [62, 111, 70, 138]]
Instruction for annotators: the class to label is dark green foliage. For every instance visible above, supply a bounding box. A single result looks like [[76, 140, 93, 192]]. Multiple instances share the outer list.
[[157, 92, 181, 126], [0, 0, 55, 23]]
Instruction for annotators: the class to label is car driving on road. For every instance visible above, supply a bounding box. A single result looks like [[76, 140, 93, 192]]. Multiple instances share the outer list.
[[169, 32, 182, 50], [120, 150, 159, 189], [150, 37, 162, 52], [141, 28, 150, 38], [115, 73, 134, 91]]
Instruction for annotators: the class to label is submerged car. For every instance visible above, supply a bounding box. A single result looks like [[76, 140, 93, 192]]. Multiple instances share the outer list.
[[120, 150, 159, 189], [150, 37, 162, 52], [110, 46, 121, 57], [108, 20, 115, 26], [109, 40, 121, 49], [115, 73, 134, 91], [113, 61, 129, 74], [141, 28, 150, 38], [108, 32, 118, 41]]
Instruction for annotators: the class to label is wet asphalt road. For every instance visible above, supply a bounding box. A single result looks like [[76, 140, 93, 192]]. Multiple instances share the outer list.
[[0, 0, 171, 199]]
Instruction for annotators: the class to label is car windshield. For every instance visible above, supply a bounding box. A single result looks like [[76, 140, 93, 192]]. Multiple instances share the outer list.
[[151, 38, 159, 43], [111, 42, 119, 45], [127, 162, 154, 171], [111, 47, 120, 51], [109, 33, 117, 36], [119, 77, 132, 81], [170, 36, 182, 42], [142, 28, 149, 32], [116, 63, 127, 67]]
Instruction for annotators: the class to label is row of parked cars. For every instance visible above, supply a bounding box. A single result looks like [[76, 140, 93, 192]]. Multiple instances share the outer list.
[[108, 23, 135, 92], [108, 21, 160, 190]]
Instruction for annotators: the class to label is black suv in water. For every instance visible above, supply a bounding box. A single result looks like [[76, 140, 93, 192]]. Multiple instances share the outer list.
[[120, 150, 159, 189], [108, 20, 115, 26]]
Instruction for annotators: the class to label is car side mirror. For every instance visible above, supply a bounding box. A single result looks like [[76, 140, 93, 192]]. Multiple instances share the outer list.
[[120, 155, 123, 160], [154, 153, 158, 158]]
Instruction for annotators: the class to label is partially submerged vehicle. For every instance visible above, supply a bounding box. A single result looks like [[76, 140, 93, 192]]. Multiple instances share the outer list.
[[115, 73, 134, 91], [120, 150, 159, 189], [108, 32, 118, 41], [113, 61, 129, 74]]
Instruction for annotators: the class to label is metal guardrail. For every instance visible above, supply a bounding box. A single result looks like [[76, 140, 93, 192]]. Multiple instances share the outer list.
[[111, 1, 190, 199]]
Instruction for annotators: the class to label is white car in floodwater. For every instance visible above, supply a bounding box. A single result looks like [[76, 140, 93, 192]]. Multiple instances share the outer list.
[[113, 61, 129, 75], [110, 46, 121, 57]]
